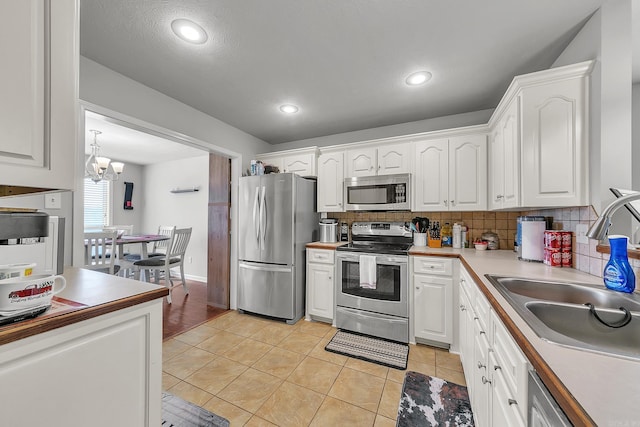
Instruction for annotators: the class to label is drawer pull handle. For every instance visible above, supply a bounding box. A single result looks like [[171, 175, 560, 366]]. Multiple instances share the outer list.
[[477, 362, 485, 369], [481, 376, 492, 385], [494, 365, 501, 371], [508, 399, 517, 406], [479, 330, 486, 335]]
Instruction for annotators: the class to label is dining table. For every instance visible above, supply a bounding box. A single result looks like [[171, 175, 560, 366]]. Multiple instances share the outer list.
[[114, 234, 170, 260]]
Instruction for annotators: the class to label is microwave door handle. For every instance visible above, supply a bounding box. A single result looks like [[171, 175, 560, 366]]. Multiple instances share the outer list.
[[260, 186, 267, 248], [253, 186, 260, 248]]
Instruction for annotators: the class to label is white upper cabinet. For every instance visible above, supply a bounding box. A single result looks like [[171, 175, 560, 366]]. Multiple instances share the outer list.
[[317, 151, 345, 212], [346, 143, 410, 177], [413, 138, 449, 211], [449, 134, 487, 211], [0, 0, 78, 190], [377, 144, 411, 175], [489, 98, 520, 210], [282, 153, 316, 176], [521, 75, 588, 207], [414, 134, 487, 211], [257, 147, 318, 177]]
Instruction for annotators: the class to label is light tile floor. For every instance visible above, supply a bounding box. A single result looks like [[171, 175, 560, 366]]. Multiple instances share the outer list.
[[163, 310, 466, 427]]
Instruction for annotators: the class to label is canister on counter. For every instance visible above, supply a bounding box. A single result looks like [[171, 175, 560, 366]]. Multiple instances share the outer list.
[[561, 249, 572, 267], [548, 248, 562, 267], [544, 230, 562, 249], [561, 231, 572, 249]]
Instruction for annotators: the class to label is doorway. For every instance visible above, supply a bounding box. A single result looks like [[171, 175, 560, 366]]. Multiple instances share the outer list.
[[76, 104, 238, 318]]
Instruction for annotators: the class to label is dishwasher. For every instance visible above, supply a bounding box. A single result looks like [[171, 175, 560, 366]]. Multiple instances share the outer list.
[[528, 370, 571, 426]]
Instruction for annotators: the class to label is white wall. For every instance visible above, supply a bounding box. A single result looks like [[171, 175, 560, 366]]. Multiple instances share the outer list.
[[80, 57, 271, 169], [273, 109, 494, 151], [141, 155, 209, 281], [110, 162, 145, 235], [633, 84, 640, 190]]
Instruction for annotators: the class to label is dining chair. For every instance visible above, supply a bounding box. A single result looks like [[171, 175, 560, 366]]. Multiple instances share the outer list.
[[84, 230, 121, 275], [133, 227, 192, 303]]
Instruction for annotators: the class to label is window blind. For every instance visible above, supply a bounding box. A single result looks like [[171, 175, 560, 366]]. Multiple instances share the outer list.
[[84, 178, 110, 229]]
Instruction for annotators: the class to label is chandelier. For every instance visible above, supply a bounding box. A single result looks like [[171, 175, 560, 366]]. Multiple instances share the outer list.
[[85, 130, 125, 183]]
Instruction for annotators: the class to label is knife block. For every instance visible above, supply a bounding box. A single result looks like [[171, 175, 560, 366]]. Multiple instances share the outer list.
[[428, 237, 442, 248]]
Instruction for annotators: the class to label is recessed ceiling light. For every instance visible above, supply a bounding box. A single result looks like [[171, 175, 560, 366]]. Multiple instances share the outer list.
[[405, 71, 432, 86], [171, 19, 208, 44], [280, 104, 299, 114]]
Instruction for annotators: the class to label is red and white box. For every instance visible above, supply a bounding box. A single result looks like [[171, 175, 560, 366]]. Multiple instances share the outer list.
[[545, 231, 562, 249], [561, 249, 572, 267], [561, 231, 572, 250], [546, 248, 562, 267]]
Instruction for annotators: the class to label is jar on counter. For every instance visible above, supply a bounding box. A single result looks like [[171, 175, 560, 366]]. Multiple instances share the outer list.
[[481, 231, 500, 250]]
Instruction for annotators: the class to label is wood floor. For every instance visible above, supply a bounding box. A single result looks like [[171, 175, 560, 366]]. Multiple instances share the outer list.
[[162, 278, 227, 340]]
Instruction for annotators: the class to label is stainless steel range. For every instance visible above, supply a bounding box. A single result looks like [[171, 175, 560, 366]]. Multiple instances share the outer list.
[[335, 222, 411, 343]]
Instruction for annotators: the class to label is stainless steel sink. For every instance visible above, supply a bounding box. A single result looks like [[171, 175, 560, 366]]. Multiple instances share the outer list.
[[485, 275, 640, 360]]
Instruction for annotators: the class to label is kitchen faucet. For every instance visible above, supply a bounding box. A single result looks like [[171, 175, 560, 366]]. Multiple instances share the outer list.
[[587, 191, 640, 240]]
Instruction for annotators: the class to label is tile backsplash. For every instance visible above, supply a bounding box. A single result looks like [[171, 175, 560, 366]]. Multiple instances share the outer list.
[[328, 210, 522, 250], [328, 206, 621, 280]]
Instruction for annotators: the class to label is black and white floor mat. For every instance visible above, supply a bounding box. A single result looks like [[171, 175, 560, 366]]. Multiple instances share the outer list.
[[324, 330, 409, 370]]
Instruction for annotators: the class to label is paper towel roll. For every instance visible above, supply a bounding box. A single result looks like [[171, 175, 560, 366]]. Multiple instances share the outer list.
[[521, 220, 546, 262]]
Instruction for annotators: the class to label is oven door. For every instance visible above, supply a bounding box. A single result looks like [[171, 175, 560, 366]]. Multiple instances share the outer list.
[[335, 251, 408, 317]]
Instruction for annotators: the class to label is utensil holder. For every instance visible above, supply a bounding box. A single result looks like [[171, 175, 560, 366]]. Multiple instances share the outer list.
[[428, 237, 442, 248], [413, 233, 427, 247]]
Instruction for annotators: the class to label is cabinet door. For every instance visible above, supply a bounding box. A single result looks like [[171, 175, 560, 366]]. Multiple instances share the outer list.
[[0, 0, 46, 168], [282, 153, 316, 176], [317, 152, 345, 212], [414, 274, 453, 344], [346, 147, 377, 177], [521, 77, 587, 207], [413, 139, 449, 211], [473, 318, 491, 427], [491, 352, 526, 427], [449, 134, 487, 211], [0, 0, 76, 190], [501, 100, 520, 208], [489, 126, 505, 210], [306, 262, 334, 321], [377, 143, 410, 175]]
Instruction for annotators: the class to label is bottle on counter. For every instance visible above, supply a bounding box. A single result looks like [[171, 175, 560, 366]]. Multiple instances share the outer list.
[[452, 223, 462, 249], [461, 224, 469, 248], [441, 222, 452, 247], [603, 235, 635, 293]]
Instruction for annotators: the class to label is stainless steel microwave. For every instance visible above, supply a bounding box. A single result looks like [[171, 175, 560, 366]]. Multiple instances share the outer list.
[[344, 173, 411, 211]]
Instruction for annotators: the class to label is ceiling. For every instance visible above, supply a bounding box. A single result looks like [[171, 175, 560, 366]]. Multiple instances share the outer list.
[[80, 0, 612, 146], [84, 111, 206, 165]]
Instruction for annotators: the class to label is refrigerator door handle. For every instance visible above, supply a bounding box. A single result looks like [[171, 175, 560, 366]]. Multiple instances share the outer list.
[[260, 185, 267, 248], [239, 261, 292, 273], [253, 186, 260, 248]]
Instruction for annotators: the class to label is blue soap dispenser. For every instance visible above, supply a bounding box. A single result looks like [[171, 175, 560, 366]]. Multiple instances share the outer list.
[[603, 235, 635, 293]]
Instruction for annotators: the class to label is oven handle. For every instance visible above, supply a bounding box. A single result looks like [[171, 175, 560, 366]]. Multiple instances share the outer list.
[[336, 252, 407, 265]]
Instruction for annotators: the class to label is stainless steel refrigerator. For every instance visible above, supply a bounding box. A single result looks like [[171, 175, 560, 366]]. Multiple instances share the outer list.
[[238, 173, 319, 324]]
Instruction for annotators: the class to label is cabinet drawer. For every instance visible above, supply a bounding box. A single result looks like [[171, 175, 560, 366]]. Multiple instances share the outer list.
[[307, 249, 335, 265], [491, 311, 529, 420], [413, 256, 453, 276]]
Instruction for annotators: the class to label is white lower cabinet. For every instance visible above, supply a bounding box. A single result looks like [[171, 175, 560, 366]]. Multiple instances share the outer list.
[[459, 265, 528, 427], [412, 256, 454, 345], [0, 301, 163, 427], [306, 248, 335, 323]]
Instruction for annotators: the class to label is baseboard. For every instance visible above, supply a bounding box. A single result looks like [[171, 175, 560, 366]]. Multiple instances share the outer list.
[[184, 274, 206, 282]]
